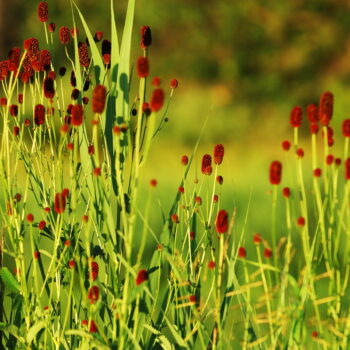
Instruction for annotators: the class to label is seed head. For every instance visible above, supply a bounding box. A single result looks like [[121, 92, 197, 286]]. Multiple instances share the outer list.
[[253, 233, 262, 244], [346, 158, 350, 180], [342, 119, 350, 138], [264, 248, 272, 259], [150, 179, 157, 187], [137, 57, 150, 78], [94, 31, 103, 42], [310, 123, 319, 134], [140, 26, 152, 49], [319, 91, 333, 126], [282, 140, 291, 151], [27, 214, 34, 223], [102, 40, 111, 56], [38, 2, 49, 22], [87, 286, 99, 304], [92, 84, 107, 114], [38, 220, 46, 230], [214, 144, 224, 165], [40, 50, 51, 71], [136, 269, 148, 285], [296, 148, 304, 158], [216, 209, 228, 234], [290, 106, 302, 128], [152, 76, 161, 86], [181, 155, 189, 166], [313, 168, 322, 178], [10, 105, 18, 117], [54, 192, 66, 214], [238, 247, 246, 258], [306, 104, 318, 123], [208, 260, 216, 269], [68, 260, 76, 269], [71, 104, 84, 127], [90, 261, 99, 281], [34, 251, 40, 260], [283, 187, 291, 198], [269, 161, 282, 185], [34, 104, 45, 125], [43, 77, 55, 99], [201, 154, 212, 175], [170, 79, 178, 89], [297, 217, 305, 227], [326, 154, 334, 165], [59, 27, 71, 45], [8, 47, 21, 72], [171, 214, 179, 224], [48, 23, 56, 33], [150, 88, 164, 112], [78, 42, 90, 67]]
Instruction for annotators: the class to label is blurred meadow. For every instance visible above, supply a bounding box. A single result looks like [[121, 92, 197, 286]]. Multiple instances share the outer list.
[[1, 0, 350, 250]]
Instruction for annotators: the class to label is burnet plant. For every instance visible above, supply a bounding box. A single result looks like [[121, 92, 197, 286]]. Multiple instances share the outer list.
[[0, 1, 350, 349]]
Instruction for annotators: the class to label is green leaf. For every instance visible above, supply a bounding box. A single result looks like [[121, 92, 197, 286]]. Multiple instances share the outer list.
[[0, 267, 20, 293], [27, 321, 46, 344]]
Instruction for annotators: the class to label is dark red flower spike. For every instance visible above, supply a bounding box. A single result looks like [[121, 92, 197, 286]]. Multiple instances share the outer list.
[[54, 192, 66, 214], [214, 144, 224, 165], [170, 79, 178, 89], [238, 247, 246, 258], [90, 261, 99, 281], [342, 119, 350, 138], [34, 104, 45, 126], [137, 57, 150, 78], [78, 42, 90, 67], [140, 26, 152, 49], [283, 187, 291, 198], [87, 286, 99, 304], [59, 27, 71, 45], [290, 106, 302, 128], [269, 161, 282, 185], [38, 2, 49, 22], [306, 104, 318, 123], [346, 158, 350, 180], [92, 85, 107, 114], [201, 154, 212, 175], [71, 104, 84, 127], [43, 77, 55, 99], [136, 269, 148, 285], [150, 89, 164, 112], [319, 91, 333, 126], [216, 210, 228, 234]]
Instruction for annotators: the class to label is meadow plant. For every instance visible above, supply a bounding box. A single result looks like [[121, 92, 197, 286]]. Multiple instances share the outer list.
[[0, 1, 349, 350]]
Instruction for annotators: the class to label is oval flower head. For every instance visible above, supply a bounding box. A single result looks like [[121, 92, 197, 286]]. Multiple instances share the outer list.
[[269, 161, 282, 185], [214, 144, 224, 165], [136, 269, 148, 285], [54, 192, 66, 214], [319, 91, 333, 126], [201, 154, 212, 175], [92, 84, 107, 114], [216, 209, 228, 234], [290, 106, 302, 128], [71, 104, 84, 126]]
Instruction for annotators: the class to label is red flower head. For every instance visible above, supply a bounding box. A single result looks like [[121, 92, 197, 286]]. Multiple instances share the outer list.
[[216, 175, 223, 184], [54, 192, 66, 214], [78, 42, 90, 67], [152, 76, 161, 86], [346, 158, 350, 180], [8, 47, 21, 72], [238, 247, 246, 258], [40, 50, 51, 71], [335, 158, 341, 166], [92, 84, 107, 114], [150, 179, 157, 187], [90, 261, 99, 281], [208, 260, 216, 269], [201, 154, 212, 175], [140, 26, 152, 49], [214, 144, 224, 165], [10, 105, 18, 117], [253, 233, 262, 244], [87, 286, 99, 304], [94, 31, 103, 42], [216, 209, 228, 234], [342, 119, 350, 138], [27, 214, 34, 223], [43, 77, 55, 99], [0, 97, 7, 106], [0, 61, 9, 78], [150, 88, 164, 112], [195, 196, 202, 205], [59, 27, 71, 45], [213, 194, 219, 203], [290, 106, 302, 128], [269, 161, 282, 185], [34, 251, 40, 260], [89, 320, 98, 333], [88, 145, 95, 155], [282, 140, 291, 151], [71, 104, 84, 127], [34, 104, 45, 126], [264, 248, 272, 259], [178, 186, 184, 193], [326, 154, 334, 165], [296, 148, 304, 158], [103, 54, 111, 65], [319, 91, 333, 126], [171, 214, 179, 224], [306, 104, 318, 123], [283, 187, 291, 198], [38, 2, 49, 22], [313, 168, 322, 178], [310, 124, 319, 135], [38, 220, 46, 230], [297, 217, 305, 227], [170, 79, 178, 89], [18, 94, 23, 104], [137, 57, 150, 78], [136, 269, 148, 285], [181, 155, 189, 166], [48, 23, 56, 33], [68, 260, 76, 269]]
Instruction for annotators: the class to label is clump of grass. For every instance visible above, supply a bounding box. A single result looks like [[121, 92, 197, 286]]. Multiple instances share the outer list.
[[0, 1, 349, 349]]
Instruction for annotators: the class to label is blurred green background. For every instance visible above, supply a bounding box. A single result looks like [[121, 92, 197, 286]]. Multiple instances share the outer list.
[[1, 0, 350, 237]]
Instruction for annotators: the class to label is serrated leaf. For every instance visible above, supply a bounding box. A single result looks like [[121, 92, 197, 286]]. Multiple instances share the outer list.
[[0, 267, 20, 293]]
